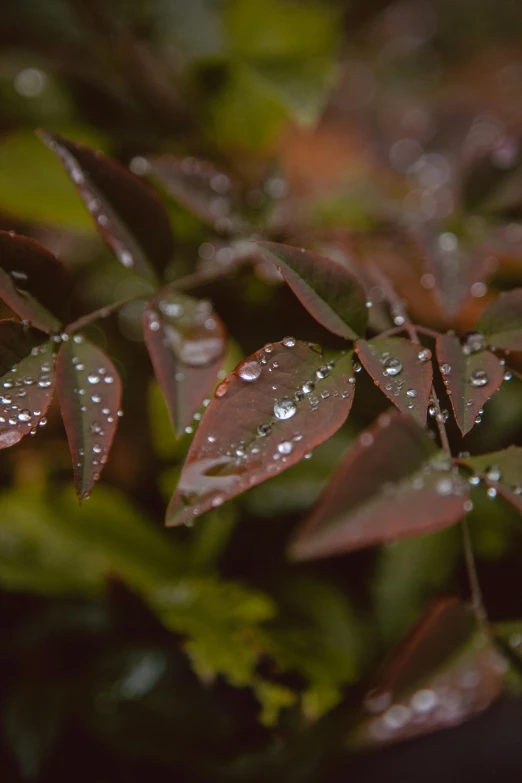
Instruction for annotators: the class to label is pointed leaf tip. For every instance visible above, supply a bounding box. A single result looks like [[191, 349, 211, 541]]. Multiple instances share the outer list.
[[56, 337, 122, 500], [143, 288, 226, 435], [38, 131, 174, 279], [256, 241, 368, 339], [166, 340, 356, 526]]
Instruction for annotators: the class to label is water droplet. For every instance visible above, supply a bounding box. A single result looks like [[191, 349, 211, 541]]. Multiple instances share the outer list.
[[410, 689, 437, 714], [277, 441, 293, 455], [468, 474, 480, 486], [504, 370, 513, 381], [87, 374, 100, 385], [91, 394, 101, 403], [406, 389, 417, 398], [440, 363, 451, 375], [417, 348, 432, 362], [462, 333, 486, 355], [316, 366, 330, 380], [215, 381, 228, 397], [257, 423, 272, 436], [238, 360, 261, 382], [17, 410, 31, 422], [103, 375, 114, 384], [486, 465, 502, 482], [282, 336, 296, 348], [353, 360, 362, 373], [38, 416, 47, 426], [487, 487, 497, 498], [92, 443, 102, 454], [383, 357, 402, 376], [37, 379, 52, 388], [428, 403, 437, 417], [436, 410, 449, 423], [302, 381, 315, 394], [383, 704, 411, 730], [470, 370, 488, 387], [274, 397, 296, 420]]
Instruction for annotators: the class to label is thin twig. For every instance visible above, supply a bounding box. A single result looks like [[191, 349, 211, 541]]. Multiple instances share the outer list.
[[368, 260, 488, 631]]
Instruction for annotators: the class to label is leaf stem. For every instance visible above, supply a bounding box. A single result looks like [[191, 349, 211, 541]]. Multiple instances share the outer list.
[[368, 261, 488, 631]]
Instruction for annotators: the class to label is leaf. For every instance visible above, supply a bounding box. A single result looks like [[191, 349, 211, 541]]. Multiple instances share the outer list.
[[436, 334, 505, 435], [289, 412, 469, 561], [0, 322, 55, 449], [56, 337, 122, 500], [256, 241, 368, 339], [143, 288, 226, 436], [352, 598, 505, 748], [462, 447, 522, 514], [38, 131, 174, 280], [166, 339, 355, 526], [476, 289, 522, 350], [145, 155, 244, 232], [0, 231, 71, 332], [355, 337, 433, 425]]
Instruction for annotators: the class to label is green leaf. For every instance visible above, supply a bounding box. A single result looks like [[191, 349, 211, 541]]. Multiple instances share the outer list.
[[257, 241, 368, 339], [356, 337, 433, 425], [290, 413, 469, 561], [477, 289, 522, 351], [436, 334, 505, 435]]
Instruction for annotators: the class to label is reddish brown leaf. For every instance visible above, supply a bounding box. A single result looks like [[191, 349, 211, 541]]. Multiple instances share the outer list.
[[352, 598, 505, 748], [0, 321, 55, 448], [289, 412, 469, 561], [143, 288, 226, 436], [436, 334, 504, 435], [256, 241, 368, 339], [355, 337, 433, 425], [462, 447, 522, 514], [145, 155, 243, 232], [38, 131, 174, 280], [166, 340, 355, 526], [56, 337, 122, 500], [477, 289, 522, 351], [0, 231, 71, 332]]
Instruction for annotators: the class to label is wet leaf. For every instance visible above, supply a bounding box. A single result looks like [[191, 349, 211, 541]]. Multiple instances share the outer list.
[[476, 289, 522, 350], [352, 598, 505, 748], [355, 337, 432, 425], [166, 340, 355, 526], [145, 155, 244, 232], [0, 231, 71, 332], [56, 337, 122, 500], [289, 413, 469, 561], [256, 241, 368, 339], [436, 334, 504, 435], [462, 447, 522, 514], [143, 288, 226, 435], [0, 322, 55, 449], [38, 131, 174, 280]]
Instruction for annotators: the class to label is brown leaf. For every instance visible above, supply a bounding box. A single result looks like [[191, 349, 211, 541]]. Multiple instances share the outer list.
[[353, 598, 505, 748], [356, 337, 433, 425], [166, 340, 355, 526], [436, 334, 504, 435], [56, 337, 122, 500], [290, 413, 469, 561], [143, 288, 226, 435]]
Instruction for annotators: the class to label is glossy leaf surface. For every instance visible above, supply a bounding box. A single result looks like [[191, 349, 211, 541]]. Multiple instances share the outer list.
[[39, 132, 174, 279], [356, 338, 432, 425], [463, 447, 522, 513], [143, 288, 226, 435], [477, 289, 522, 350], [0, 231, 71, 332], [353, 598, 505, 748], [167, 340, 355, 526], [256, 241, 368, 339], [0, 322, 55, 448], [436, 334, 504, 435], [56, 338, 122, 500], [290, 413, 469, 561], [145, 155, 243, 232]]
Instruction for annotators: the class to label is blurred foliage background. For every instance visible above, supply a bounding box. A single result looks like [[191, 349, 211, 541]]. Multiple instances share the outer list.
[[1, 0, 522, 780]]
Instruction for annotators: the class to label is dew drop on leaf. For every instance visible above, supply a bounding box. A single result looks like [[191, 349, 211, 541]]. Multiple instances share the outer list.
[[417, 348, 432, 362], [274, 397, 297, 420], [470, 370, 488, 387], [238, 360, 262, 382]]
